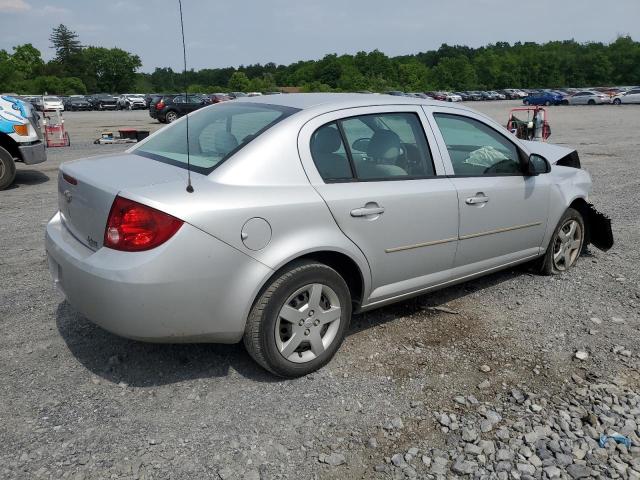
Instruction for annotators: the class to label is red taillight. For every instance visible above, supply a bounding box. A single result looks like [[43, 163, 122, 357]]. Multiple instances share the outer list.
[[155, 100, 165, 109], [104, 196, 183, 252], [62, 173, 77, 185]]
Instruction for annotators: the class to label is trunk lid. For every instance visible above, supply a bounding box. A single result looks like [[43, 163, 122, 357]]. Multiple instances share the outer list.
[[58, 153, 189, 250]]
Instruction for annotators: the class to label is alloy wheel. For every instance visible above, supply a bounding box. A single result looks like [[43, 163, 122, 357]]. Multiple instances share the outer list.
[[275, 283, 341, 363], [552, 219, 583, 271], [166, 111, 178, 123]]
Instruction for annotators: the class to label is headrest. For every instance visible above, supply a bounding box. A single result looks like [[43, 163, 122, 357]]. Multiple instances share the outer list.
[[312, 126, 342, 154], [214, 131, 239, 155], [367, 129, 401, 161]]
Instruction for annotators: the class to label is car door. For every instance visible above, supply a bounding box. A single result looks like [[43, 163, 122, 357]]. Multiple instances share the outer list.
[[627, 89, 640, 104], [572, 92, 588, 105], [426, 107, 550, 272], [298, 106, 459, 303]]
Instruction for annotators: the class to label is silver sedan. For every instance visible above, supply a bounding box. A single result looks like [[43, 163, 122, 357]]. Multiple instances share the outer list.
[[45, 94, 613, 377], [566, 91, 611, 105]]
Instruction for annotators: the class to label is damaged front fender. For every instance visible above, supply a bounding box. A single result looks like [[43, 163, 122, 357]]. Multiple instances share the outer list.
[[585, 203, 614, 251]]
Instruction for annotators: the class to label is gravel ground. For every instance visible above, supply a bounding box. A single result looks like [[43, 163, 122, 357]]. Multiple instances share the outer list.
[[0, 101, 638, 480]]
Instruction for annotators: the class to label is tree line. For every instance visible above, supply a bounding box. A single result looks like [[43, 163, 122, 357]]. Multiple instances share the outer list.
[[1, 25, 639, 95]]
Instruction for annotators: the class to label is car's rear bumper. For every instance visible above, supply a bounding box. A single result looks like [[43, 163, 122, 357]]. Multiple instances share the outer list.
[[18, 140, 46, 165], [45, 212, 272, 343]]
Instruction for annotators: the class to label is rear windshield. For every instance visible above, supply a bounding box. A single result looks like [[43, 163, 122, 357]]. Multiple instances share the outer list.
[[133, 102, 298, 174]]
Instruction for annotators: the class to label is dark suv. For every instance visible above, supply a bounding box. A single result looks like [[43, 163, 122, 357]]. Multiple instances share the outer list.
[[149, 94, 208, 123], [88, 93, 118, 110]]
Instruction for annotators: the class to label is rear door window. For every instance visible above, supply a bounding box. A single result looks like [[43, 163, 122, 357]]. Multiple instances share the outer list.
[[310, 112, 435, 182]]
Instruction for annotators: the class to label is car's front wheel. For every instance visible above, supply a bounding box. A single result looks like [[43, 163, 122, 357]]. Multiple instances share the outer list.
[[613, 98, 621, 105], [244, 260, 352, 377], [538, 208, 585, 275]]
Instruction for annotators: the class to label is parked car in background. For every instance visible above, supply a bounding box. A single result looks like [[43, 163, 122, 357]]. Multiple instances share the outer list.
[[45, 93, 613, 377], [465, 91, 483, 101], [149, 94, 207, 123], [28, 96, 44, 111], [384, 91, 406, 96], [207, 93, 231, 104], [65, 97, 92, 111], [117, 94, 147, 110], [42, 96, 64, 111], [612, 87, 640, 105], [565, 91, 610, 105], [228, 92, 247, 99], [441, 92, 462, 102], [523, 91, 564, 106], [425, 91, 446, 101], [88, 93, 118, 110]]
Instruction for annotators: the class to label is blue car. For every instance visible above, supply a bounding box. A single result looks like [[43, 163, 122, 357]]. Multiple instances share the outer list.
[[523, 91, 564, 106]]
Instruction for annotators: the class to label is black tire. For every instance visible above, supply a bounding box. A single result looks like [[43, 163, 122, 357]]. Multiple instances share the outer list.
[[544, 100, 551, 106], [561, 100, 569, 105], [536, 208, 585, 275], [244, 260, 352, 377], [613, 98, 621, 105], [588, 99, 596, 105], [0, 146, 17, 190], [523, 100, 530, 105], [64, 132, 70, 147]]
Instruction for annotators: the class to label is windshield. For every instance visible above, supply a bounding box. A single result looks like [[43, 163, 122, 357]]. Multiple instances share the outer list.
[[133, 102, 299, 174], [44, 96, 60, 101]]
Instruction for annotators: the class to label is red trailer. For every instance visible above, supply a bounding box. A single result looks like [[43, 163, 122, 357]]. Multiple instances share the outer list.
[[43, 110, 70, 147], [506, 106, 551, 142]]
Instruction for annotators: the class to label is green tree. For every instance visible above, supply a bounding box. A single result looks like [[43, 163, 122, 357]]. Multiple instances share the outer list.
[[228, 71, 250, 91], [49, 24, 82, 63], [11, 44, 44, 77], [82, 47, 142, 92], [60, 77, 87, 94]]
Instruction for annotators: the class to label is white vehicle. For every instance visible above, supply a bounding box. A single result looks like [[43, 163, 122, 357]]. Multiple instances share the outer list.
[[566, 91, 611, 105], [444, 92, 462, 102], [42, 96, 64, 112], [0, 95, 47, 189], [117, 94, 147, 110], [612, 87, 640, 105]]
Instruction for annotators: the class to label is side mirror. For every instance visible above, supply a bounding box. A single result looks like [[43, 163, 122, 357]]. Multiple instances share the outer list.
[[526, 153, 550, 176]]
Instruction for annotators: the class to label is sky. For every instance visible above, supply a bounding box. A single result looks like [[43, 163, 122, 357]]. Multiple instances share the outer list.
[[1, 0, 639, 73]]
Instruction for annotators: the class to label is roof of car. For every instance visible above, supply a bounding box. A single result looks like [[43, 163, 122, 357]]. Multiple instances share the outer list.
[[234, 92, 473, 112]]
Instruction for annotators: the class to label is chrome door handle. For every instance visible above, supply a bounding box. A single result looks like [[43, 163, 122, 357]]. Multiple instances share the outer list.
[[465, 193, 489, 205], [350, 206, 385, 217]]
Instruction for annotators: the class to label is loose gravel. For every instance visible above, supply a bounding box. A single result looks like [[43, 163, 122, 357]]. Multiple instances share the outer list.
[[0, 102, 638, 479]]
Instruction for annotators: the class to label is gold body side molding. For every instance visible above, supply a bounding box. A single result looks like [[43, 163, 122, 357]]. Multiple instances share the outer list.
[[385, 222, 543, 254]]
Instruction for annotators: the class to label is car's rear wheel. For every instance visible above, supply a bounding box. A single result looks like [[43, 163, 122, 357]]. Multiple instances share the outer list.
[[244, 260, 351, 377], [165, 111, 178, 123], [538, 208, 585, 275], [0, 146, 17, 191], [544, 100, 551, 106], [613, 98, 621, 105], [523, 100, 530, 105], [588, 99, 596, 105]]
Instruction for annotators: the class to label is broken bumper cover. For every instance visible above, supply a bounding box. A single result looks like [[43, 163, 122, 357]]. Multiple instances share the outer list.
[[18, 140, 46, 165], [586, 203, 613, 251]]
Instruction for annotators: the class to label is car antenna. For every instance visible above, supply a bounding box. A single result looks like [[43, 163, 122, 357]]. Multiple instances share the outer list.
[[178, 0, 194, 193]]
